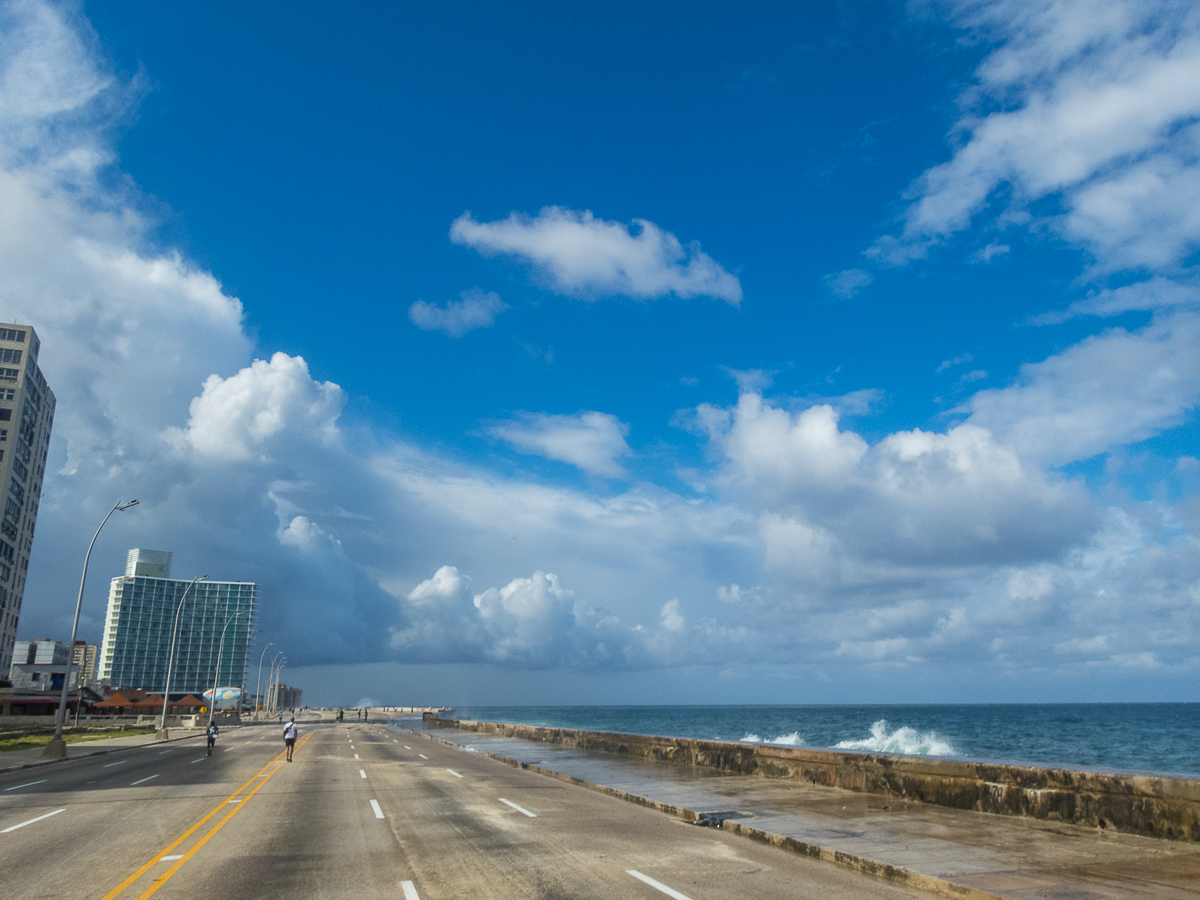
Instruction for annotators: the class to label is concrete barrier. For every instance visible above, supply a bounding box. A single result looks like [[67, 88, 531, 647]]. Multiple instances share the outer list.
[[425, 715, 1200, 842]]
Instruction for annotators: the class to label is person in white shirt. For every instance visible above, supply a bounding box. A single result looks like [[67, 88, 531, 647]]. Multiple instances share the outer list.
[[283, 717, 298, 761]]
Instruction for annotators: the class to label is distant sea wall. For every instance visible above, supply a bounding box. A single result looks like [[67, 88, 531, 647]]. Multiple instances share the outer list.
[[424, 715, 1200, 842]]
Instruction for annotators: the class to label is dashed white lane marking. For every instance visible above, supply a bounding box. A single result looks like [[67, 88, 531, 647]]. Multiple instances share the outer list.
[[1, 809, 66, 833], [404, 745, 412, 750], [131, 775, 159, 786], [192, 758, 207, 763], [418, 754, 428, 760], [161, 855, 183, 861], [159, 750, 172, 754], [228, 799, 242, 804], [359, 769, 367, 778], [446, 769, 463, 778], [3, 780, 47, 792], [224, 747, 234, 752], [354, 754, 360, 760], [350, 745, 355, 750], [401, 880, 420, 900], [393, 740, 399, 743], [369, 799, 384, 819], [102, 760, 129, 768], [626, 871, 693, 900], [498, 798, 537, 818]]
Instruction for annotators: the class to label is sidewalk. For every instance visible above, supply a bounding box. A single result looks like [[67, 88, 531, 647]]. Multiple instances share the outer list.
[[409, 720, 1200, 900]]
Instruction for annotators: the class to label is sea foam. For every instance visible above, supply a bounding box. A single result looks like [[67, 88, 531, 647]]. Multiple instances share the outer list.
[[834, 719, 956, 757], [740, 731, 805, 746]]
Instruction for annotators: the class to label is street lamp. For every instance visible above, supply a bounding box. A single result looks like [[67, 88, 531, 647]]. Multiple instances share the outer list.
[[207, 608, 249, 726], [158, 575, 208, 737], [253, 642, 273, 721], [44, 499, 139, 760], [267, 651, 283, 714]]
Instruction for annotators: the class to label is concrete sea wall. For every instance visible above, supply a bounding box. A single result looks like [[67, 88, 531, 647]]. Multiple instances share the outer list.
[[425, 715, 1200, 842]]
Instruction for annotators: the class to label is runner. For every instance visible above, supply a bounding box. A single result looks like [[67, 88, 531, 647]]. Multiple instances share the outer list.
[[283, 716, 298, 762], [206, 721, 219, 756]]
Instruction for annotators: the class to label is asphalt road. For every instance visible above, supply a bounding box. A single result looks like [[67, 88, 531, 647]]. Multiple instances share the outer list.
[[0, 715, 931, 900]]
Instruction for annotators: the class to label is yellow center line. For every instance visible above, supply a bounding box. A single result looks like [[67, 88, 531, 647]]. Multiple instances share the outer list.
[[101, 732, 314, 900]]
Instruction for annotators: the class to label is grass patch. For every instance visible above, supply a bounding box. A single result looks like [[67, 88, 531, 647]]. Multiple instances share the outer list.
[[0, 727, 157, 753]]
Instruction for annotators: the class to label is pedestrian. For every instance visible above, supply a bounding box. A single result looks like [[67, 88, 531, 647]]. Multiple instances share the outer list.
[[283, 716, 298, 762], [206, 720, 219, 756], [363, 708, 368, 723]]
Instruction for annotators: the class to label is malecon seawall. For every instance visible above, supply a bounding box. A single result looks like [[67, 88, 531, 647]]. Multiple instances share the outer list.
[[425, 715, 1200, 842]]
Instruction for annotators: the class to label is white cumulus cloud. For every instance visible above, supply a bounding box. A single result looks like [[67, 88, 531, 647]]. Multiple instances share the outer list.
[[409, 288, 509, 337], [489, 410, 633, 478], [450, 206, 743, 305]]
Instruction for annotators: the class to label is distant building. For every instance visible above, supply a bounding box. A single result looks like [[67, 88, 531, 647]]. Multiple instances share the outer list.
[[9, 637, 75, 691], [0, 324, 56, 678], [72, 641, 98, 686], [97, 549, 257, 695], [273, 683, 303, 710]]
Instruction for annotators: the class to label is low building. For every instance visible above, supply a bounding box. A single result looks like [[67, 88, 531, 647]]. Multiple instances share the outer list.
[[8, 638, 76, 691]]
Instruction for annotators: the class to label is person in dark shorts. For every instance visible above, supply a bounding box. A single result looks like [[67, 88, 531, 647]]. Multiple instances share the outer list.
[[206, 721, 219, 756], [283, 716, 298, 761]]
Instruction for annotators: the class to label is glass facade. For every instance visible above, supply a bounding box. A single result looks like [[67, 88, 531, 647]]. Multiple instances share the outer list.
[[98, 576, 257, 694]]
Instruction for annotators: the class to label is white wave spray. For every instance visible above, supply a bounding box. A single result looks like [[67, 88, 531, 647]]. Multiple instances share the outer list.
[[740, 731, 805, 746], [834, 720, 956, 757]]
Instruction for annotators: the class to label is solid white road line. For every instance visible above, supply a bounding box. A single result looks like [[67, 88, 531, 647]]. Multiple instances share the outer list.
[[369, 799, 384, 819], [359, 769, 367, 779], [401, 880, 420, 900], [498, 798, 537, 818], [446, 769, 463, 778], [102, 760, 129, 767], [3, 780, 47, 792], [1, 809, 66, 833], [418, 754, 428, 759], [626, 871, 694, 900], [131, 775, 160, 786]]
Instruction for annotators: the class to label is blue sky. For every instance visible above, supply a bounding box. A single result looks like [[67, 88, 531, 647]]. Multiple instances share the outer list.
[[4, 0, 1199, 705]]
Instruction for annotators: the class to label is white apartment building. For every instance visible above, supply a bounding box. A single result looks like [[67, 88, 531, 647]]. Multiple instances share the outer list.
[[98, 549, 257, 695], [0, 323, 55, 678]]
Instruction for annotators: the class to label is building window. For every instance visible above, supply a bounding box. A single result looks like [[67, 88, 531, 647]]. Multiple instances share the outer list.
[[0, 329, 25, 343], [0, 369, 16, 380], [0, 390, 12, 401], [0, 349, 21, 365], [8, 479, 24, 504], [0, 429, 6, 441], [0, 410, 9, 421]]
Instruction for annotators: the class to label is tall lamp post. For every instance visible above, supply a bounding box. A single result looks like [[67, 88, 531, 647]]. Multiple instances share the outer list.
[[253, 642, 273, 721], [44, 499, 139, 759], [267, 651, 283, 715], [157, 575, 208, 738], [207, 609, 249, 726]]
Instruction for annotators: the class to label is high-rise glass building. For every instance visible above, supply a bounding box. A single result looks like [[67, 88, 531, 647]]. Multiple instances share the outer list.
[[0, 323, 55, 678], [97, 549, 257, 695]]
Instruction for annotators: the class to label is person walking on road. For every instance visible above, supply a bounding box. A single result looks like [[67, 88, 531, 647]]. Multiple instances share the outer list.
[[206, 721, 219, 756], [283, 716, 298, 762]]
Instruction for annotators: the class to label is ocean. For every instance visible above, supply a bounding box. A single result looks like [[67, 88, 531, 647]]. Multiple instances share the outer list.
[[451, 704, 1200, 777]]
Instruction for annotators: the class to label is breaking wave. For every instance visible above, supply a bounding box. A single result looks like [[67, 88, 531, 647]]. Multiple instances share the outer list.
[[740, 731, 805, 746], [834, 719, 956, 757]]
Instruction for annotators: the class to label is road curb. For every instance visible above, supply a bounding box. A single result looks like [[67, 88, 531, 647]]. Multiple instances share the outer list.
[[410, 726, 1005, 900]]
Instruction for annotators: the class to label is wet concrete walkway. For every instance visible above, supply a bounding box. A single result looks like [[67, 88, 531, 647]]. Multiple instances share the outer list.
[[405, 719, 1200, 900]]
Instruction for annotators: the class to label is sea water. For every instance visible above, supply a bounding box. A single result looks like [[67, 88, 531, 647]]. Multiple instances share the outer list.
[[452, 704, 1200, 777]]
